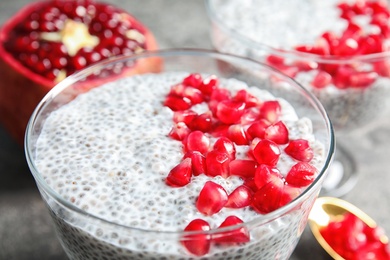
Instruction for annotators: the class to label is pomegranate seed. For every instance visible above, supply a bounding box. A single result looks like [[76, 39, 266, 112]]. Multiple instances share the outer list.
[[183, 73, 203, 88], [266, 54, 285, 66], [373, 60, 390, 77], [278, 184, 301, 208], [205, 150, 230, 178], [181, 219, 211, 257], [333, 38, 359, 56], [210, 123, 230, 138], [199, 75, 219, 96], [164, 94, 192, 111], [183, 86, 204, 105], [225, 185, 253, 208], [229, 159, 257, 178], [264, 121, 289, 145], [173, 110, 197, 125], [252, 139, 281, 166], [213, 136, 236, 161], [254, 164, 283, 190], [285, 162, 317, 187], [240, 107, 260, 125], [216, 100, 246, 124], [196, 181, 228, 215], [243, 177, 258, 193], [333, 66, 354, 89], [252, 179, 284, 214], [233, 89, 259, 108], [246, 119, 270, 140], [227, 124, 249, 145], [293, 60, 318, 71], [210, 88, 231, 103], [168, 122, 191, 141], [184, 131, 210, 155], [284, 139, 314, 162], [349, 71, 378, 88], [165, 158, 192, 187], [183, 151, 206, 176], [259, 101, 281, 124], [169, 83, 186, 96], [311, 70, 332, 89], [213, 216, 250, 244], [189, 112, 213, 132]]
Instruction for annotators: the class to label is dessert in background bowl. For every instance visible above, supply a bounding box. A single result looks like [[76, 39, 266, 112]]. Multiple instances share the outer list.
[[25, 49, 334, 259], [206, 0, 390, 196], [0, 0, 158, 144]]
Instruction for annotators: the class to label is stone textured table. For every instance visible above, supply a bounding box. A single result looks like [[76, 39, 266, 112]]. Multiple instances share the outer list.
[[1, 0, 389, 259]]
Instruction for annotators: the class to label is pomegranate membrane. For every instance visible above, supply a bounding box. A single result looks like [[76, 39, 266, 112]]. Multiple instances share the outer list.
[[25, 51, 334, 259]]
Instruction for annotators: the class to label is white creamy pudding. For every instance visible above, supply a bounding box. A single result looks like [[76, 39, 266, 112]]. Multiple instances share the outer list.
[[32, 72, 326, 259]]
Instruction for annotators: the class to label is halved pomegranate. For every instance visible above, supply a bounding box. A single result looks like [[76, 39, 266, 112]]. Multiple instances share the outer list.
[[0, 0, 159, 144]]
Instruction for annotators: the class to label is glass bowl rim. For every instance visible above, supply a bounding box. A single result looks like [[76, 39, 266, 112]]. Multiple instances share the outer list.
[[205, 0, 390, 64], [24, 48, 335, 236]]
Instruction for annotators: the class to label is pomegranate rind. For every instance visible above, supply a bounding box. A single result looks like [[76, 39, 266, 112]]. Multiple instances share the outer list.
[[0, 0, 159, 145]]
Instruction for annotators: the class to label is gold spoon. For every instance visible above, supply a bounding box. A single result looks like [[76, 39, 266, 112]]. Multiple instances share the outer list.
[[308, 197, 389, 260]]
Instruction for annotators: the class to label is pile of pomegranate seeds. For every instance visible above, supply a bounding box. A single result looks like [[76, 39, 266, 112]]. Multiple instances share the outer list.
[[266, 0, 390, 89], [3, 0, 149, 81], [163, 73, 318, 256], [320, 212, 390, 259]]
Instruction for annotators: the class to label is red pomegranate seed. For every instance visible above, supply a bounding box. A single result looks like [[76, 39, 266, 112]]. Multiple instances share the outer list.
[[165, 158, 192, 187], [293, 60, 319, 71], [284, 139, 314, 162], [251, 178, 284, 214], [264, 121, 289, 145], [240, 107, 260, 125], [254, 164, 283, 190], [213, 137, 236, 161], [183, 151, 206, 176], [225, 185, 253, 208], [216, 100, 246, 124], [285, 162, 317, 187], [205, 150, 230, 178], [168, 122, 191, 141], [213, 216, 250, 244], [333, 66, 354, 89], [373, 60, 390, 77], [242, 177, 258, 193], [252, 139, 281, 166], [183, 86, 204, 105], [210, 88, 231, 102], [188, 112, 213, 132], [227, 124, 249, 145], [333, 38, 359, 56], [311, 70, 332, 89], [182, 219, 211, 257], [199, 75, 219, 96], [173, 110, 197, 125], [229, 159, 257, 178], [164, 94, 192, 111], [184, 131, 210, 155], [196, 181, 228, 216], [266, 54, 285, 66], [246, 119, 270, 140], [233, 89, 259, 108], [278, 184, 301, 208], [259, 101, 281, 124], [183, 73, 203, 88], [210, 123, 230, 138], [349, 71, 378, 88]]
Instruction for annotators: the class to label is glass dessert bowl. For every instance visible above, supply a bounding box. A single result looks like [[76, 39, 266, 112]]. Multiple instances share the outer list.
[[25, 49, 334, 259], [206, 0, 390, 197]]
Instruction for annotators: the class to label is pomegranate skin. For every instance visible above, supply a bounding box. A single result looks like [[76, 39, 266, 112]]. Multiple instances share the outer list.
[[0, 0, 159, 145]]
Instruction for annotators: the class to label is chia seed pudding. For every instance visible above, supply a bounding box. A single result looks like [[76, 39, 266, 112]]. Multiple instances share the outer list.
[[207, 0, 390, 131], [29, 70, 330, 259]]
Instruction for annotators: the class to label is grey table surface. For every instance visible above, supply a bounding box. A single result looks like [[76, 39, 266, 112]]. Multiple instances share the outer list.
[[0, 0, 389, 259]]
